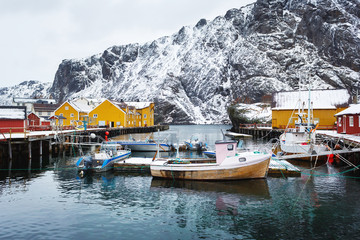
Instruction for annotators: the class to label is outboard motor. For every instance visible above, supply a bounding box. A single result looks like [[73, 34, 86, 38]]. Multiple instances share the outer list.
[[83, 156, 93, 170]]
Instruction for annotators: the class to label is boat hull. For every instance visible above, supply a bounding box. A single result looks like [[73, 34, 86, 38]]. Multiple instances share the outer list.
[[77, 151, 131, 173], [117, 142, 171, 152], [150, 155, 270, 181]]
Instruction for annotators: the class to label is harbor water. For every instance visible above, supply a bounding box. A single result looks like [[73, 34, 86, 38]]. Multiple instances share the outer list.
[[1, 125, 360, 239]]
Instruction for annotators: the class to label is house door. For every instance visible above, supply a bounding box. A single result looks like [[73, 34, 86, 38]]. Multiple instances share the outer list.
[[343, 116, 347, 133], [111, 121, 114, 128]]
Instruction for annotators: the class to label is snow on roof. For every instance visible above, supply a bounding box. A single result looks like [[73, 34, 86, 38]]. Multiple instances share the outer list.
[[335, 104, 360, 116], [70, 98, 101, 113], [0, 107, 26, 119], [125, 102, 153, 109], [13, 98, 56, 104], [272, 89, 350, 110]]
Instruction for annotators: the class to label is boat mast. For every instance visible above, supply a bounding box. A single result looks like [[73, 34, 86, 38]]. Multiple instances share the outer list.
[[307, 77, 311, 130]]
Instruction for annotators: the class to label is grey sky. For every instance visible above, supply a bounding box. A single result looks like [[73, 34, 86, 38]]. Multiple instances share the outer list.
[[0, 0, 254, 87]]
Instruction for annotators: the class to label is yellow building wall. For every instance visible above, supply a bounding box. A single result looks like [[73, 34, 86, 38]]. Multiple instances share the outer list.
[[55, 102, 79, 126], [272, 108, 347, 129], [136, 103, 154, 127], [89, 100, 126, 128]]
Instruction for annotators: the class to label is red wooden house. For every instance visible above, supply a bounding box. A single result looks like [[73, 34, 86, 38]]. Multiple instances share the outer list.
[[335, 104, 360, 134], [28, 112, 41, 126], [0, 106, 27, 133]]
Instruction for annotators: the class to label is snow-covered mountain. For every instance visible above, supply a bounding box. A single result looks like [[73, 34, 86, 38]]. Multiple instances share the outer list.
[[0, 80, 52, 105], [3, 0, 360, 124]]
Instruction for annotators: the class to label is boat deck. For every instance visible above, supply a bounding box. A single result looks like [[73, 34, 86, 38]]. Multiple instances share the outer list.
[[114, 157, 302, 177]]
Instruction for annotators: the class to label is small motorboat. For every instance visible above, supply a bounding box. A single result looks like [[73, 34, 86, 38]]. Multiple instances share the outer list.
[[76, 142, 131, 173], [184, 135, 207, 151], [150, 140, 271, 181]]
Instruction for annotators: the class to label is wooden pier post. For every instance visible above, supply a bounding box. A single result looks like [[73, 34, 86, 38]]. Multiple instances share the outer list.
[[39, 140, 43, 156], [8, 140, 12, 160], [28, 141, 32, 171]]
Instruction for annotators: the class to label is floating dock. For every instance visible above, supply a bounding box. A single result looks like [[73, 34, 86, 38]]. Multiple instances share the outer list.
[[114, 157, 302, 177], [268, 157, 301, 177]]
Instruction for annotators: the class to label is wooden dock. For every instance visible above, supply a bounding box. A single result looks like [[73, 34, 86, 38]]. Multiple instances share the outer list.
[[0, 125, 169, 170], [114, 157, 302, 177]]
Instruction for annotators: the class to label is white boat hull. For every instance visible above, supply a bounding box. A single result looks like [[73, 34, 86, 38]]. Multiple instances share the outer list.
[[118, 142, 171, 152], [279, 133, 327, 154], [150, 152, 271, 181]]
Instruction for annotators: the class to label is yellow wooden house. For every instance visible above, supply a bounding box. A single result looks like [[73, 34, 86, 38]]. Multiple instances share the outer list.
[[89, 99, 127, 128], [126, 102, 155, 127], [272, 89, 351, 129], [53, 98, 101, 127]]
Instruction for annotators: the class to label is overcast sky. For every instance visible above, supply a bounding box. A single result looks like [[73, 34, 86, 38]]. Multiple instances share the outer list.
[[0, 0, 255, 87]]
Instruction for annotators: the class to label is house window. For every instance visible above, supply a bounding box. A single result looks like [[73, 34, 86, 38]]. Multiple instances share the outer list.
[[349, 116, 354, 127], [65, 106, 69, 110], [70, 113, 74, 118], [93, 114, 98, 118], [227, 144, 234, 151], [144, 114, 147, 119], [60, 113, 63, 116], [338, 117, 342, 127]]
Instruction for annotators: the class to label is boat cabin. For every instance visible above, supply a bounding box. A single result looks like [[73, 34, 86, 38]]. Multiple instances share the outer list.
[[215, 140, 237, 164]]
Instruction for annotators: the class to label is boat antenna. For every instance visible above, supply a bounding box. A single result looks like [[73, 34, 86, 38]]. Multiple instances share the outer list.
[[176, 129, 180, 159], [298, 72, 301, 116], [220, 129, 226, 140]]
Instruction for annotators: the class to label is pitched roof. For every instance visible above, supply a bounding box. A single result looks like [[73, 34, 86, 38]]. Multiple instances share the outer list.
[[71, 98, 100, 113], [272, 89, 351, 110], [335, 104, 360, 116], [33, 103, 60, 112]]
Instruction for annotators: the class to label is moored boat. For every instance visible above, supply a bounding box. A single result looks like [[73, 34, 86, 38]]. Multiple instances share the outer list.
[[116, 140, 172, 152], [116, 134, 172, 152], [150, 140, 271, 181], [76, 142, 131, 173], [184, 135, 207, 151], [278, 85, 328, 158]]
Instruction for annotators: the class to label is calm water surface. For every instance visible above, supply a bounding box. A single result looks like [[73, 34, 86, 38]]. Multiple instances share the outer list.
[[1, 125, 360, 240]]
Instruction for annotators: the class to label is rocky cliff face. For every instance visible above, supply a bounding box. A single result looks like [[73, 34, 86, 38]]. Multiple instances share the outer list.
[[40, 0, 360, 123]]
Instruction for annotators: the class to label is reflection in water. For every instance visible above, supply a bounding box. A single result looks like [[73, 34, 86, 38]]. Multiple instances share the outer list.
[[151, 178, 270, 198], [151, 178, 271, 216]]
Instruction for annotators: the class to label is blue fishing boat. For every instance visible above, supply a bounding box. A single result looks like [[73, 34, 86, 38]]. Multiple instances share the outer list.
[[76, 142, 131, 173]]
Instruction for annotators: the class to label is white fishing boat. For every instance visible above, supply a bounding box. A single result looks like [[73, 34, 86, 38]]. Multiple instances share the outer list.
[[278, 85, 327, 156], [150, 140, 271, 181], [76, 142, 131, 173]]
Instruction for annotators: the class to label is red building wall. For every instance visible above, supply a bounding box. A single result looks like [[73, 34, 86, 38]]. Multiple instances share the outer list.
[[0, 120, 26, 133], [28, 113, 40, 126], [337, 114, 360, 134]]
